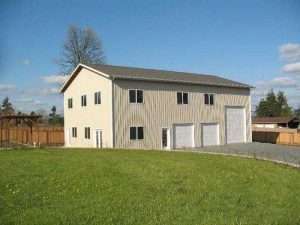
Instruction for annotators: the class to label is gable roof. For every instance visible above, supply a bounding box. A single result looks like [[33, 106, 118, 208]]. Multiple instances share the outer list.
[[252, 117, 299, 124], [60, 63, 252, 92]]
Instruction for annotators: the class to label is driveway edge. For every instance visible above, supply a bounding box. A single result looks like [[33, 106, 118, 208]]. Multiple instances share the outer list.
[[174, 149, 300, 169]]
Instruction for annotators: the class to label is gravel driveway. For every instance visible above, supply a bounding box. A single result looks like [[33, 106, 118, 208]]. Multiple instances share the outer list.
[[193, 142, 300, 167]]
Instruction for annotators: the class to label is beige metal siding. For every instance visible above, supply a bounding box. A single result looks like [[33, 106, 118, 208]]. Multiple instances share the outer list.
[[113, 80, 251, 149], [64, 67, 113, 148]]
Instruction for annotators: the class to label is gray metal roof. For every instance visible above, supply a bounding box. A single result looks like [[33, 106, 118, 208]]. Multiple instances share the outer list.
[[88, 64, 251, 89]]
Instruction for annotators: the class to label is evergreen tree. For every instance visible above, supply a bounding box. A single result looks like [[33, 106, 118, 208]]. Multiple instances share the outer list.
[[255, 90, 293, 117]]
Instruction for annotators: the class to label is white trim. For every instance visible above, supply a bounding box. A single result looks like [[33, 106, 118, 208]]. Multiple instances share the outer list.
[[94, 128, 103, 148], [94, 91, 101, 105], [173, 123, 195, 148], [128, 89, 144, 104], [225, 106, 246, 144], [161, 127, 171, 150], [81, 94, 87, 107], [84, 127, 91, 140], [201, 123, 220, 147], [204, 93, 216, 106], [176, 91, 189, 105], [129, 126, 144, 140]]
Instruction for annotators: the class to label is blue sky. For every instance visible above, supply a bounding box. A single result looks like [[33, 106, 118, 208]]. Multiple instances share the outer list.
[[1, 0, 300, 114]]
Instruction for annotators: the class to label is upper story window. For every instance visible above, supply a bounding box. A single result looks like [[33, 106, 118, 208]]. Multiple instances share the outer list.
[[130, 126, 144, 140], [68, 98, 73, 109], [84, 127, 90, 139], [177, 92, 188, 104], [204, 94, 214, 105], [94, 91, 101, 105], [72, 127, 77, 138], [129, 89, 143, 103], [81, 95, 87, 107]]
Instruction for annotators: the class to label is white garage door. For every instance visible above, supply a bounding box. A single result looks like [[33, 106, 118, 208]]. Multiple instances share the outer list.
[[202, 124, 219, 146], [226, 107, 246, 144], [174, 124, 194, 148]]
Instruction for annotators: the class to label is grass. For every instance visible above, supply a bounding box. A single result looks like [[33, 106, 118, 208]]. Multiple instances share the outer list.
[[0, 149, 300, 225]]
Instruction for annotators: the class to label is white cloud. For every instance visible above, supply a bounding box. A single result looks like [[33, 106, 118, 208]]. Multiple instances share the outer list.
[[41, 75, 69, 84], [41, 87, 60, 95], [279, 43, 300, 62], [251, 88, 268, 97], [269, 76, 298, 87], [21, 59, 31, 65], [0, 84, 16, 92], [282, 62, 300, 75], [19, 86, 61, 97], [255, 76, 298, 89], [15, 98, 42, 105]]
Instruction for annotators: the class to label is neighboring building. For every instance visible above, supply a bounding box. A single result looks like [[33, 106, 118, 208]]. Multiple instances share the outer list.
[[252, 117, 300, 129], [60, 64, 252, 149]]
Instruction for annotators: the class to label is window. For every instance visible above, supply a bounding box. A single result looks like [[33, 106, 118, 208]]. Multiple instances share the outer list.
[[72, 127, 77, 138], [94, 91, 101, 104], [68, 98, 73, 109], [209, 94, 214, 105], [130, 127, 136, 140], [177, 92, 182, 104], [84, 127, 90, 139], [129, 90, 143, 103], [137, 90, 143, 103], [204, 94, 214, 105], [177, 92, 188, 104], [137, 127, 144, 139], [81, 95, 87, 107], [130, 126, 144, 140]]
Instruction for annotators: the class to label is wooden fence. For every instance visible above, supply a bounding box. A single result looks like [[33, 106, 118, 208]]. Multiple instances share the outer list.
[[0, 127, 64, 147], [252, 127, 300, 146]]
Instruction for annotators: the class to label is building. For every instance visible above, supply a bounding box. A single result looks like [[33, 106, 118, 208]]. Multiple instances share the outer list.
[[60, 64, 252, 149], [252, 117, 300, 129]]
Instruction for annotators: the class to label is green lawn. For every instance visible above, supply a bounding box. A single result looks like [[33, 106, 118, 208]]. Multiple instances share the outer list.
[[0, 149, 300, 225]]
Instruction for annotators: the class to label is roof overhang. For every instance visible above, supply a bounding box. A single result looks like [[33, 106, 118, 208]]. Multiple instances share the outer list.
[[113, 76, 253, 89], [60, 63, 253, 93]]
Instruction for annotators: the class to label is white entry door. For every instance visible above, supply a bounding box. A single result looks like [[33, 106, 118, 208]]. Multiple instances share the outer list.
[[226, 107, 246, 144], [95, 129, 103, 148], [202, 123, 220, 147], [162, 128, 170, 149], [174, 124, 194, 148]]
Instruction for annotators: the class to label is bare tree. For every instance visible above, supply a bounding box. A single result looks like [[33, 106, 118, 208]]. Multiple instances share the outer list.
[[58, 25, 105, 74]]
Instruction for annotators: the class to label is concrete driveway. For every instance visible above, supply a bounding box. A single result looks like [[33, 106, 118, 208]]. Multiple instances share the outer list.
[[194, 142, 300, 167]]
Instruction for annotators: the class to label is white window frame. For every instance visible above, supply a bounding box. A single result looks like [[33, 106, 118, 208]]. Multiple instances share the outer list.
[[129, 89, 143, 104], [81, 95, 87, 107], [161, 127, 171, 150], [177, 92, 188, 105], [94, 91, 101, 105], [72, 127, 77, 138], [68, 98, 73, 109], [204, 93, 215, 105], [129, 126, 144, 140], [84, 127, 91, 139]]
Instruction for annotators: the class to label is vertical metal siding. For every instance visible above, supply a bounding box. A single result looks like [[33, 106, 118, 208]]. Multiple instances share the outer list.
[[113, 80, 251, 149]]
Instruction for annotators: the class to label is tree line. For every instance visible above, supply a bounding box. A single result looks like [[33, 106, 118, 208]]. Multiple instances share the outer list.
[[255, 90, 300, 118]]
